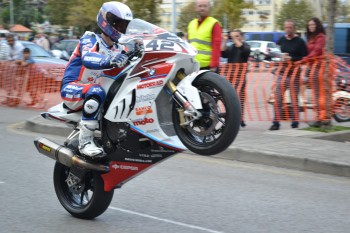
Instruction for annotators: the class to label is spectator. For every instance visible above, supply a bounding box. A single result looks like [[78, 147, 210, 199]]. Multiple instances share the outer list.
[[18, 48, 35, 66], [6, 33, 24, 61], [221, 29, 251, 127], [301, 17, 327, 126], [19, 48, 43, 107], [36, 33, 50, 51], [302, 17, 326, 61], [176, 31, 185, 40], [187, 0, 222, 73], [2, 34, 25, 105], [0, 33, 10, 60], [269, 19, 307, 130]]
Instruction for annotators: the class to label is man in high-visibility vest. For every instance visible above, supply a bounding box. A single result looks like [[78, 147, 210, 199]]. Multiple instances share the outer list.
[[187, 0, 222, 73]]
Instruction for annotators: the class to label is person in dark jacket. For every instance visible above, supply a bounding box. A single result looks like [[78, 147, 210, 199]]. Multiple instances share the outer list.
[[221, 29, 251, 127], [269, 19, 307, 130]]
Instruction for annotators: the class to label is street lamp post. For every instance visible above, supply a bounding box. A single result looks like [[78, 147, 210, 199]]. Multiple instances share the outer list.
[[172, 0, 177, 33], [10, 0, 14, 27]]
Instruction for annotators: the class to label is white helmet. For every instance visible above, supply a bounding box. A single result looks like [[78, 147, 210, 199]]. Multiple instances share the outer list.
[[96, 1, 133, 42]]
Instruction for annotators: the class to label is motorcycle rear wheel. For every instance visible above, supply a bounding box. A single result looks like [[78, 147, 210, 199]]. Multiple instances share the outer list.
[[53, 162, 114, 219], [172, 72, 241, 155]]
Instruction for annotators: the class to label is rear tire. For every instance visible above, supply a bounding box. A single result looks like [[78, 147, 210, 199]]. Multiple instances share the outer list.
[[172, 72, 241, 155], [53, 162, 114, 219]]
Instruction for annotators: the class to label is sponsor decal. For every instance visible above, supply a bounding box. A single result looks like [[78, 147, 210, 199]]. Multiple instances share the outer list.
[[151, 154, 163, 158], [112, 163, 139, 171], [85, 56, 102, 62], [146, 129, 159, 133], [125, 158, 152, 163], [135, 106, 153, 115], [133, 118, 154, 126], [39, 143, 51, 152], [139, 154, 150, 158], [92, 87, 102, 93], [137, 80, 163, 89], [136, 94, 156, 103], [66, 85, 83, 90], [151, 146, 175, 153], [87, 77, 94, 82], [82, 39, 92, 44], [65, 94, 81, 99]]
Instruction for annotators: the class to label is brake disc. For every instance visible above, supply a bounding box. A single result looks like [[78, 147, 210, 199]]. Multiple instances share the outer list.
[[187, 92, 219, 137]]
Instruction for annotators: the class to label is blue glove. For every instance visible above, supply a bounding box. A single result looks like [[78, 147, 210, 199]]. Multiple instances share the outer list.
[[110, 53, 128, 68]]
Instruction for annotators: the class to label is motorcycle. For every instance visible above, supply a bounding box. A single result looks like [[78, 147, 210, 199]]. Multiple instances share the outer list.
[[333, 66, 350, 122], [33, 19, 241, 219]]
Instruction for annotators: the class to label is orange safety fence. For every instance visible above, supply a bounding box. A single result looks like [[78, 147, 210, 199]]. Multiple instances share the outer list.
[[0, 61, 64, 108], [0, 56, 349, 124], [220, 54, 350, 122]]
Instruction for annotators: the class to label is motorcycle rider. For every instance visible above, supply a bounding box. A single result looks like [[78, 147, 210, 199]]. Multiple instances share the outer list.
[[61, 1, 133, 157]]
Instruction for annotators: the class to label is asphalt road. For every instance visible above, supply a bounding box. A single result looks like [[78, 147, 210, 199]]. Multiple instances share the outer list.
[[1, 107, 350, 233]]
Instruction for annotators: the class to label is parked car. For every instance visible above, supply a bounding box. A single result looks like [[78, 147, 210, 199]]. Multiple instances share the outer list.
[[51, 39, 79, 61], [0, 41, 67, 107], [246, 40, 281, 61]]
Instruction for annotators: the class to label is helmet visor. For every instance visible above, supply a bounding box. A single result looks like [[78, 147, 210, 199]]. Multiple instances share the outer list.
[[106, 12, 130, 34]]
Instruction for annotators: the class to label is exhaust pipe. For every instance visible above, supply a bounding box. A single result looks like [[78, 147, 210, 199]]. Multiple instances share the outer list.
[[34, 137, 109, 172]]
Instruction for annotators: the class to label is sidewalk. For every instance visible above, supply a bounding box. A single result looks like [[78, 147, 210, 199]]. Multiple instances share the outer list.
[[25, 116, 350, 178]]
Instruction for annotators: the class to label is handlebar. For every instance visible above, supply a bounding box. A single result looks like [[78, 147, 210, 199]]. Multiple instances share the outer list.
[[124, 45, 144, 61]]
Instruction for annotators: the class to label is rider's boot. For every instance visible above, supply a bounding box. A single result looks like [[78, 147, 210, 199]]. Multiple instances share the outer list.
[[79, 120, 104, 157]]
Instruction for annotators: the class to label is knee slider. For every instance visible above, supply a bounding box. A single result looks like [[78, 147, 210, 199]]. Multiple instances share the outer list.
[[83, 98, 100, 119]]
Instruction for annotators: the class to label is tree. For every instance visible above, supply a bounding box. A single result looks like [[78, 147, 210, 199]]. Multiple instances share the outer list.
[[177, 2, 196, 32], [177, 0, 253, 33], [276, 0, 313, 31], [45, 0, 75, 26], [322, 0, 337, 128], [1, 0, 46, 28], [336, 1, 350, 23], [64, 0, 163, 32], [212, 0, 254, 30], [66, 0, 105, 33], [125, 0, 163, 25]]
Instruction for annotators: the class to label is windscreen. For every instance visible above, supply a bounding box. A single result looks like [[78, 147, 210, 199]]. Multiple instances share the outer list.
[[125, 18, 183, 42]]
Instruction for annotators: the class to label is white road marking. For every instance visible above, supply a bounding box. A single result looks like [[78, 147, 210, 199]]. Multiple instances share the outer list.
[[0, 181, 5, 184], [108, 206, 224, 233]]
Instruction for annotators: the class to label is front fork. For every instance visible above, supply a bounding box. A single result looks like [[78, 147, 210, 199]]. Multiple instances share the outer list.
[[166, 71, 202, 126]]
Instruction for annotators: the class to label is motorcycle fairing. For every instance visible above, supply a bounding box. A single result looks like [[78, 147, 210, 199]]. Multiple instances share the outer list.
[[101, 120, 184, 191], [42, 102, 81, 125], [176, 70, 209, 109]]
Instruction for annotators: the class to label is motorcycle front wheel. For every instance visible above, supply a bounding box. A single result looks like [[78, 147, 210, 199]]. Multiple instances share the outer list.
[[53, 162, 114, 219], [172, 71, 241, 155], [333, 98, 350, 122]]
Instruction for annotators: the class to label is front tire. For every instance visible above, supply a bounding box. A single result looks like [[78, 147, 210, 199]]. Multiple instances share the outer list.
[[172, 72, 241, 155], [333, 98, 350, 122], [53, 162, 114, 219]]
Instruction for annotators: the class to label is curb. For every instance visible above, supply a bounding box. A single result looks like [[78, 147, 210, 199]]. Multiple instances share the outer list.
[[213, 147, 350, 178], [25, 116, 350, 178], [25, 117, 73, 137]]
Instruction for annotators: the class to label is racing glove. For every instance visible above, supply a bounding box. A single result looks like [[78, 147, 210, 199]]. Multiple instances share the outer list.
[[110, 53, 128, 68]]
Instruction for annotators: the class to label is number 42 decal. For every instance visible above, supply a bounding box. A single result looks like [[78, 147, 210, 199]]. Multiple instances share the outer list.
[[145, 40, 175, 51]]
